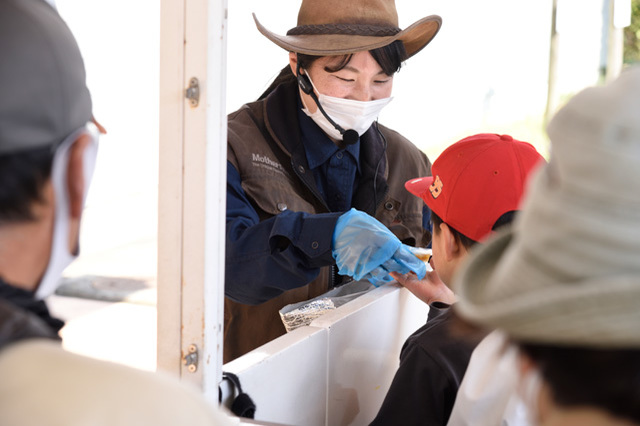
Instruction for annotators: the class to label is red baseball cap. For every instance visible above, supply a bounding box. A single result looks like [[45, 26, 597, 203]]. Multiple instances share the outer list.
[[405, 134, 544, 242]]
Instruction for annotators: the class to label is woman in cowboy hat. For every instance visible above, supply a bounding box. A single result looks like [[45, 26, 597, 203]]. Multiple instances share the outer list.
[[224, 0, 442, 362]]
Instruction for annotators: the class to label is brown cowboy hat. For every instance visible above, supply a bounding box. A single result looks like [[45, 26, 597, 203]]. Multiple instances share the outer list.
[[253, 0, 442, 58]]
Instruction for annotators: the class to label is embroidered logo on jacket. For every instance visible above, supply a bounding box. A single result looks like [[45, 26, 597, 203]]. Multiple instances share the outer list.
[[252, 153, 285, 174]]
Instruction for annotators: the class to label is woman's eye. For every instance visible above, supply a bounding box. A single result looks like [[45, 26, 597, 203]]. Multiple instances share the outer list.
[[335, 76, 354, 82]]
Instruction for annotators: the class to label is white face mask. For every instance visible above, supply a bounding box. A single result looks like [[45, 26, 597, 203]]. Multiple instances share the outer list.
[[301, 70, 393, 141], [515, 360, 543, 426], [35, 123, 99, 299]]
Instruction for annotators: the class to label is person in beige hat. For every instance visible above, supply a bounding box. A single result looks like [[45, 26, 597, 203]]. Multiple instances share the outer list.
[[225, 0, 442, 362], [449, 66, 640, 426]]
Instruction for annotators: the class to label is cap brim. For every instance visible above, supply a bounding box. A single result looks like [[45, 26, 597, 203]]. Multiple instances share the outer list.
[[405, 176, 434, 198], [253, 14, 442, 58]]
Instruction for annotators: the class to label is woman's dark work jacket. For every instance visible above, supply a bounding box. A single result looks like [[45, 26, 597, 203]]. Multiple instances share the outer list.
[[225, 79, 432, 362]]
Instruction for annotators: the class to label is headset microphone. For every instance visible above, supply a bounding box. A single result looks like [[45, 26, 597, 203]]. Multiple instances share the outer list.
[[296, 66, 359, 146]]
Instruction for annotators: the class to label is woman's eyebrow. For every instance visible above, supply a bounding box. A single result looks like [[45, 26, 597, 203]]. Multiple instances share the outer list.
[[340, 65, 386, 76]]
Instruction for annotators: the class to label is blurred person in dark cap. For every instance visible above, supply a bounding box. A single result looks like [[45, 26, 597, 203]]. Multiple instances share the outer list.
[[449, 66, 640, 426], [225, 0, 443, 362], [0, 0, 232, 424]]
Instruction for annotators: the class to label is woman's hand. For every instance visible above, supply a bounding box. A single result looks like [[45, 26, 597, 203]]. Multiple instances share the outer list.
[[390, 269, 457, 305]]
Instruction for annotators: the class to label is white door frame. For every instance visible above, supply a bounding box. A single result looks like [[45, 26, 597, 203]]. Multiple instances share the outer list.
[[157, 0, 227, 400]]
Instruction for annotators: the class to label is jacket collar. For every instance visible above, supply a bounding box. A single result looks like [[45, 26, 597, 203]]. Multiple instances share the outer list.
[[263, 79, 303, 158], [0, 278, 64, 343]]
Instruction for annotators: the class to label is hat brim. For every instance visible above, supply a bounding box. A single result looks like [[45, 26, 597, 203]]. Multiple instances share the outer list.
[[405, 176, 441, 215], [253, 14, 442, 59], [405, 176, 434, 198], [453, 228, 640, 348]]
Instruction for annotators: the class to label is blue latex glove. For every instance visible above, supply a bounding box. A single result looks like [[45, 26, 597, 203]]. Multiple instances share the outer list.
[[361, 244, 428, 287], [332, 209, 427, 286]]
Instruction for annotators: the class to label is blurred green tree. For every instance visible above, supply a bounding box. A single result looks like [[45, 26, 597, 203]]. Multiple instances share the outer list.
[[624, 0, 640, 64]]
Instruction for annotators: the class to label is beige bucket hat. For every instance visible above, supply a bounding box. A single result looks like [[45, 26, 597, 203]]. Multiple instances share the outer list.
[[253, 0, 442, 58], [453, 66, 640, 348]]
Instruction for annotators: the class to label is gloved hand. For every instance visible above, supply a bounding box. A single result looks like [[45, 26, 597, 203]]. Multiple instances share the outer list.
[[332, 208, 427, 286], [360, 244, 428, 286]]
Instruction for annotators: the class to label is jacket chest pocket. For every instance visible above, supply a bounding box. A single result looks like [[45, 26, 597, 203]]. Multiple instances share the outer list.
[[242, 175, 317, 216], [377, 196, 429, 247]]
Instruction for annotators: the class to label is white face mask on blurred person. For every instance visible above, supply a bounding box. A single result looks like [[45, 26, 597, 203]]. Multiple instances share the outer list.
[[301, 70, 393, 140], [35, 123, 99, 299], [515, 361, 543, 426]]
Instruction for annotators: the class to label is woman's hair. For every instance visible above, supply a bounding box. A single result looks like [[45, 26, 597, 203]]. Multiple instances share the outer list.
[[520, 343, 640, 423], [0, 147, 54, 224], [431, 210, 517, 250], [258, 40, 407, 100]]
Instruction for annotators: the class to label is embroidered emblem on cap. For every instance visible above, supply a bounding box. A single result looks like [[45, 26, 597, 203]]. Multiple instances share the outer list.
[[429, 176, 443, 199]]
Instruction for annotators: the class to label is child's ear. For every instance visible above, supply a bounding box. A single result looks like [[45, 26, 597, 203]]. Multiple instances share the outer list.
[[440, 223, 464, 261]]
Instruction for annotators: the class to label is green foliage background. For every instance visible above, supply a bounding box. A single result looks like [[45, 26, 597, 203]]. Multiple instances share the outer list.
[[624, 0, 640, 64]]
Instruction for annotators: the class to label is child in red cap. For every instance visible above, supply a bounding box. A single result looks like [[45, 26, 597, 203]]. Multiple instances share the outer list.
[[370, 133, 544, 426]]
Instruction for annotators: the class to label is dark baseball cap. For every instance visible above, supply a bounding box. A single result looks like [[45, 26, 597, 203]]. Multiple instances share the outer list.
[[0, 0, 92, 155]]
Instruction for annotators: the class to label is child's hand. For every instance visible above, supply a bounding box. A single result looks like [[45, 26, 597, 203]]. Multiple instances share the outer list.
[[390, 269, 457, 305]]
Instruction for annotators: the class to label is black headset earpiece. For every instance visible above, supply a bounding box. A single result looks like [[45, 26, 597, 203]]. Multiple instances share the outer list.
[[297, 72, 314, 95]]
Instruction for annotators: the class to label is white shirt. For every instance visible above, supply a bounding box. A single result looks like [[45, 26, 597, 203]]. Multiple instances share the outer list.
[[447, 331, 534, 426]]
